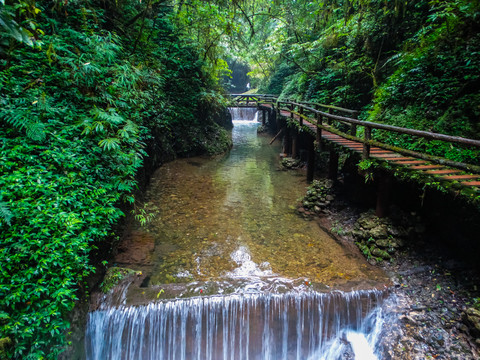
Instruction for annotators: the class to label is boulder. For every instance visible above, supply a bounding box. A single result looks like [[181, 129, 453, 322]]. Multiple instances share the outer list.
[[464, 307, 480, 337]]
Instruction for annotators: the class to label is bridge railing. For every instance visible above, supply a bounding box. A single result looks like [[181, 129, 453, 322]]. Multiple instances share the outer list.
[[276, 99, 480, 174], [229, 94, 277, 106]]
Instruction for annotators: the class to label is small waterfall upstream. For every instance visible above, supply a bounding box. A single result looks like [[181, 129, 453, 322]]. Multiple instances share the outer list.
[[228, 107, 259, 123], [86, 290, 391, 360]]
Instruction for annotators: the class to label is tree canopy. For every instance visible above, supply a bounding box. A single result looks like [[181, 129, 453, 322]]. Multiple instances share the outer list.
[[179, 0, 480, 162]]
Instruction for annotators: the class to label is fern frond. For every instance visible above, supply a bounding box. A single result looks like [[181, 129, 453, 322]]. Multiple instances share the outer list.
[[25, 122, 46, 141], [2, 107, 29, 129], [0, 201, 13, 226], [92, 107, 124, 126]]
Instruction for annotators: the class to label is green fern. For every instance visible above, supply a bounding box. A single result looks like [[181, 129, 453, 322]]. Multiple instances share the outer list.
[[25, 122, 46, 141], [0, 201, 13, 226], [1, 105, 46, 141]]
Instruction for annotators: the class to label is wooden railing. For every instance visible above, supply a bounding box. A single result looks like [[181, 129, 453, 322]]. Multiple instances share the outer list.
[[228, 94, 480, 174], [277, 99, 480, 173]]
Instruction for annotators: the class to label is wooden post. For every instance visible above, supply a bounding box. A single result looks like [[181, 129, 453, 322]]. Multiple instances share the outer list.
[[363, 126, 371, 159], [262, 109, 266, 126], [299, 107, 303, 127], [350, 112, 358, 136], [292, 130, 298, 159], [270, 109, 277, 132], [307, 137, 315, 183], [283, 127, 291, 155], [316, 113, 323, 151], [328, 146, 339, 181], [376, 172, 392, 218]]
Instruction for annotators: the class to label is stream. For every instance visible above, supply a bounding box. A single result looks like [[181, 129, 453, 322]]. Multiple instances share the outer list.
[[85, 108, 397, 359]]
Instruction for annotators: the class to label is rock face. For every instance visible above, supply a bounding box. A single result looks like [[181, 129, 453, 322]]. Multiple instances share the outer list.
[[464, 307, 480, 340], [297, 179, 335, 218], [350, 208, 424, 262]]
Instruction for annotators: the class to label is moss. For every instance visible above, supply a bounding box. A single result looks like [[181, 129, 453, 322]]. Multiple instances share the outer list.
[[100, 267, 141, 293], [0, 337, 12, 358]]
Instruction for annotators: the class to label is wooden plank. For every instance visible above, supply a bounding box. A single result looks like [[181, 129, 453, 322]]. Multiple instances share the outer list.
[[461, 181, 480, 186], [411, 165, 444, 170], [425, 169, 462, 174], [442, 175, 479, 180], [394, 160, 427, 164], [387, 157, 414, 161], [372, 154, 403, 158]]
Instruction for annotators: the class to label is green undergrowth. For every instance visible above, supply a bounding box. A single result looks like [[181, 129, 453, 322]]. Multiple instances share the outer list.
[[0, 0, 230, 358]]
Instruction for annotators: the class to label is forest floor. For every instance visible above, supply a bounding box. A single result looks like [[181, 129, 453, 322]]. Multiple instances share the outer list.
[[312, 194, 480, 360]]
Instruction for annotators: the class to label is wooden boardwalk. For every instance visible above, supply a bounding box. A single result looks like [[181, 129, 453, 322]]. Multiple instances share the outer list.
[[278, 109, 480, 189], [228, 95, 480, 200]]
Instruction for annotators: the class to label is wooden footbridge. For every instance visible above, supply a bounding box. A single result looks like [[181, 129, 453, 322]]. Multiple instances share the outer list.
[[229, 94, 480, 215]]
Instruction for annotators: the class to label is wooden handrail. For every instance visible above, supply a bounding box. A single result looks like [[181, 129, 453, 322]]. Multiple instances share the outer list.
[[279, 100, 480, 149]]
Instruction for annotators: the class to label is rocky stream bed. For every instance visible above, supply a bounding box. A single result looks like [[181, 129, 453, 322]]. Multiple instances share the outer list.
[[297, 179, 480, 360]]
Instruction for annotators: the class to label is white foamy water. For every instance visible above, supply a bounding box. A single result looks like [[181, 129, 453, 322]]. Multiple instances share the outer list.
[[226, 246, 275, 279], [86, 290, 392, 360]]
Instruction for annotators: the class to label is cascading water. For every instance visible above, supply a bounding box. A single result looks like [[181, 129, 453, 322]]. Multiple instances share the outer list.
[[228, 107, 259, 123], [86, 290, 390, 360], [84, 108, 396, 359]]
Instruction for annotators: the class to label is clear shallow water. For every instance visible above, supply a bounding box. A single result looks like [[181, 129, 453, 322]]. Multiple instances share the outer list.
[[86, 110, 394, 359], [122, 114, 386, 290]]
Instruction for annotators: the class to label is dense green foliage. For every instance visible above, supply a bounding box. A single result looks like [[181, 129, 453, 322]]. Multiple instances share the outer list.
[[0, 0, 231, 358], [189, 0, 479, 163], [250, 0, 480, 163]]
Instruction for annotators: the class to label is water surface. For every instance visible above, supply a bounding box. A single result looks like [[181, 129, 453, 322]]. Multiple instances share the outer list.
[[114, 114, 386, 300]]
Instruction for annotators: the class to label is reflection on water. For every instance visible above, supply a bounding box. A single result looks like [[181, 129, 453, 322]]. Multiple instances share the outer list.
[[116, 118, 386, 294]]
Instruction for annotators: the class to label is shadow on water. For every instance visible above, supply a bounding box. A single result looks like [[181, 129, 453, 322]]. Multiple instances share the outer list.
[[85, 109, 397, 359]]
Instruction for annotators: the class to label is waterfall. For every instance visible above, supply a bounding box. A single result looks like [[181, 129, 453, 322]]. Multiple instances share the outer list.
[[85, 290, 390, 360], [228, 107, 259, 123]]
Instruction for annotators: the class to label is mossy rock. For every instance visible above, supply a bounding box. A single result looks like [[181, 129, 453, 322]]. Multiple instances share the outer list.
[[299, 179, 335, 212], [0, 337, 12, 358], [100, 267, 141, 293], [464, 307, 480, 337], [371, 247, 391, 260], [281, 157, 301, 169]]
